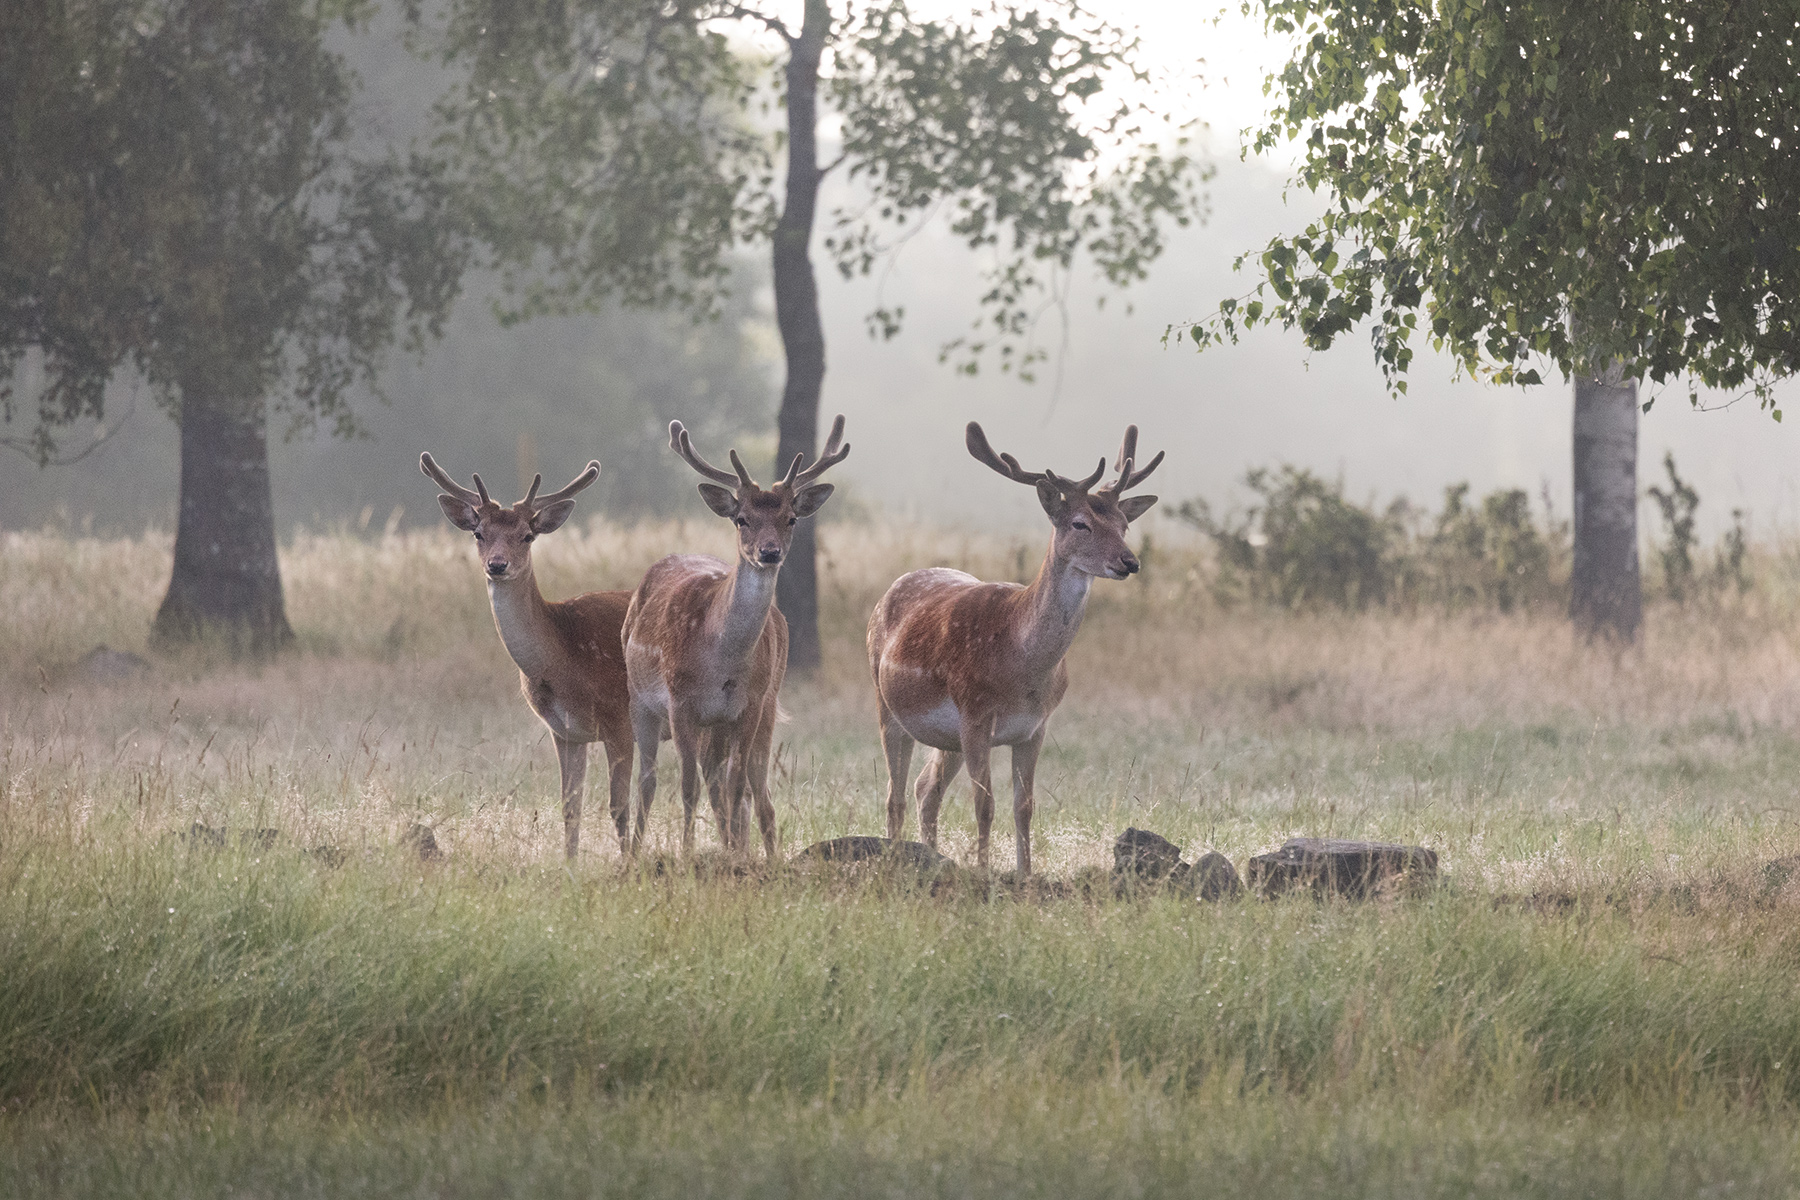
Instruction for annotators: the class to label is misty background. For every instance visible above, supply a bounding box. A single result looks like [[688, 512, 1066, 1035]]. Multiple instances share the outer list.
[[4, 3, 1795, 543]]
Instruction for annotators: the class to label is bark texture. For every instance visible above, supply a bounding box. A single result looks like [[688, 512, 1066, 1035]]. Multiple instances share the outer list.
[[771, 0, 831, 674], [151, 385, 294, 656], [1570, 363, 1641, 641]]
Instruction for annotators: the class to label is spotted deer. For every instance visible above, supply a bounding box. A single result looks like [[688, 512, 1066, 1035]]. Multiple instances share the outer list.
[[622, 416, 850, 857], [421, 453, 632, 859], [866, 423, 1162, 874]]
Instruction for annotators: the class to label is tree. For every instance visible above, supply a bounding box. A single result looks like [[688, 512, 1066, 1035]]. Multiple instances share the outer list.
[[432, 0, 1204, 670], [0, 0, 743, 654], [1184, 0, 1800, 640]]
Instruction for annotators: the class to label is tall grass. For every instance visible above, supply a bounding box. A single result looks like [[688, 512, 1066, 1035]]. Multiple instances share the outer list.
[[8, 518, 1800, 1195]]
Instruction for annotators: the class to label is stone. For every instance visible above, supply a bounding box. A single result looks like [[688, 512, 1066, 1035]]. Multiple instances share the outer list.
[[179, 821, 227, 848], [1113, 828, 1183, 880], [1247, 838, 1438, 899], [70, 645, 151, 683], [1763, 855, 1800, 893], [1172, 850, 1244, 901], [792, 836, 951, 871], [405, 823, 442, 861]]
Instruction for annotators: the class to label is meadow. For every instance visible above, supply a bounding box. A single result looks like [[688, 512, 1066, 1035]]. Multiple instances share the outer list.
[[7, 515, 1800, 1197]]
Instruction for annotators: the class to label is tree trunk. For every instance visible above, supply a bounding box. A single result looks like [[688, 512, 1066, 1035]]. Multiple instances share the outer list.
[[771, 0, 831, 674], [1570, 361, 1641, 641], [151, 382, 294, 656]]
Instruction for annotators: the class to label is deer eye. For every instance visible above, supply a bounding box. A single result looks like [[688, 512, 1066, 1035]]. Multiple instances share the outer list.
[[788, 517, 797, 526], [521, 533, 535, 544], [1072, 520, 1090, 532], [734, 517, 748, 528], [473, 532, 484, 542]]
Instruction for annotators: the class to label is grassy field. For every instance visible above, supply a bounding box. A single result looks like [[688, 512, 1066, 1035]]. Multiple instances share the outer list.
[[7, 517, 1800, 1196]]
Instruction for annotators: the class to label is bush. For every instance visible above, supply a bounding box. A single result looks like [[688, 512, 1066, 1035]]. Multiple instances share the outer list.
[[1175, 469, 1560, 613]]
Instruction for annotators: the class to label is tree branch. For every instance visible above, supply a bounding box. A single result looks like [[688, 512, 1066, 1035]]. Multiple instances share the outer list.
[[721, 4, 794, 46]]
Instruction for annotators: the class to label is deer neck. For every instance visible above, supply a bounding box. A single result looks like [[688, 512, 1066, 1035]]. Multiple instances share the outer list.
[[487, 566, 561, 680], [1014, 540, 1093, 675], [708, 556, 781, 670]]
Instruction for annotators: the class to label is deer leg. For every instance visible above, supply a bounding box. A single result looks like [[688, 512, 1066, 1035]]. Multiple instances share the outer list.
[[630, 704, 662, 854], [604, 739, 633, 854], [959, 718, 995, 871], [1010, 729, 1044, 877], [877, 694, 915, 840], [671, 710, 705, 854], [746, 696, 780, 860], [553, 736, 587, 861], [916, 750, 964, 849], [699, 726, 735, 851]]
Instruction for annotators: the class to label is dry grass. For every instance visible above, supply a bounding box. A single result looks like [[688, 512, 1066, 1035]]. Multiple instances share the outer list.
[[9, 519, 1800, 1196]]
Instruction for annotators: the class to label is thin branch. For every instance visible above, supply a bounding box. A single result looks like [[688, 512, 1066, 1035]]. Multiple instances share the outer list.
[[720, 4, 794, 45], [0, 384, 140, 467]]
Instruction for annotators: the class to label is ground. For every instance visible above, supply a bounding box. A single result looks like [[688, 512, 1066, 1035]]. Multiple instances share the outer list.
[[4, 519, 1800, 1197]]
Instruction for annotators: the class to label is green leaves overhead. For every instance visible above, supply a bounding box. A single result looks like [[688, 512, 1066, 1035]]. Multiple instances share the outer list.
[[1186, 0, 1800, 407], [826, 1, 1202, 375], [0, 0, 467, 460]]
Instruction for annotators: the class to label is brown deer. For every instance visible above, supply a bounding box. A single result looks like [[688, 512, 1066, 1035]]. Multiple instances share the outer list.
[[421, 452, 633, 859], [867, 423, 1162, 874], [623, 416, 850, 857]]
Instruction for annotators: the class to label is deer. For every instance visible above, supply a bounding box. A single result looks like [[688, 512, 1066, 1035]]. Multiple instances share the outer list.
[[421, 452, 633, 860], [622, 416, 850, 858], [866, 422, 1162, 875]]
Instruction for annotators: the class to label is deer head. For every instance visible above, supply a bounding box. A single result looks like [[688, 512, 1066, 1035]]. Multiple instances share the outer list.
[[421, 452, 600, 582], [669, 416, 850, 568], [965, 422, 1162, 580]]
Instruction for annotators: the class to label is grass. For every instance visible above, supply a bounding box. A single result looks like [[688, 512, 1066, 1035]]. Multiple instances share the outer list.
[[7, 517, 1800, 1195]]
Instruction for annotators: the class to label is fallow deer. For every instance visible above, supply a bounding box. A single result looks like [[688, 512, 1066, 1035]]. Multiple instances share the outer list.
[[421, 453, 633, 859], [622, 416, 850, 857], [867, 423, 1162, 874]]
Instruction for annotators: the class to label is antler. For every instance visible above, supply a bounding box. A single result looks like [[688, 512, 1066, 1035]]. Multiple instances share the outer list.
[[521, 461, 600, 512], [670, 420, 753, 488], [421, 452, 492, 508], [966, 422, 1047, 486], [966, 423, 1106, 493], [1099, 424, 1164, 497], [779, 414, 851, 489]]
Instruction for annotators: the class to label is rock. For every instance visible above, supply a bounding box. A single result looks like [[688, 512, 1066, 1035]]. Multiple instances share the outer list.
[[1172, 850, 1244, 901], [405, 823, 442, 862], [308, 844, 347, 868], [238, 828, 279, 850], [179, 821, 227, 848], [1247, 838, 1437, 899], [1113, 828, 1183, 880], [70, 645, 151, 683], [792, 836, 951, 871]]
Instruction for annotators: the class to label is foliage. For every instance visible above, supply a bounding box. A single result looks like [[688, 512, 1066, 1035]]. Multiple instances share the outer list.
[[1174, 469, 1559, 612], [1181, 0, 1800, 409], [1647, 452, 1700, 602], [423, 0, 1205, 379], [408, 0, 762, 324], [0, 0, 465, 460], [1648, 452, 1754, 602]]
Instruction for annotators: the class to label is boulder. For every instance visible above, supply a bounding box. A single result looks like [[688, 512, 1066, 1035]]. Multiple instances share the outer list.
[[1113, 828, 1183, 880], [1247, 838, 1437, 899], [405, 823, 443, 862], [793, 836, 951, 871], [1172, 850, 1244, 901]]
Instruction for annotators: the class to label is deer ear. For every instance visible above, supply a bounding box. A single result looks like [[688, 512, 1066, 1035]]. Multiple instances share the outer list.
[[1119, 494, 1158, 523], [697, 483, 739, 518], [530, 498, 578, 535], [792, 482, 834, 519], [1035, 479, 1070, 519], [438, 494, 480, 531]]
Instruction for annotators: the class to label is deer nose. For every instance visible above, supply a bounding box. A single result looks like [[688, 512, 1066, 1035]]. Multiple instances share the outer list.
[[486, 560, 508, 578], [1119, 553, 1140, 576], [758, 545, 783, 565]]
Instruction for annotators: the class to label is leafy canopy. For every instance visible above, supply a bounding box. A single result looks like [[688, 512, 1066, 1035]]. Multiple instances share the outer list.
[[0, 0, 466, 462], [425, 0, 1204, 378], [1182, 0, 1800, 411]]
